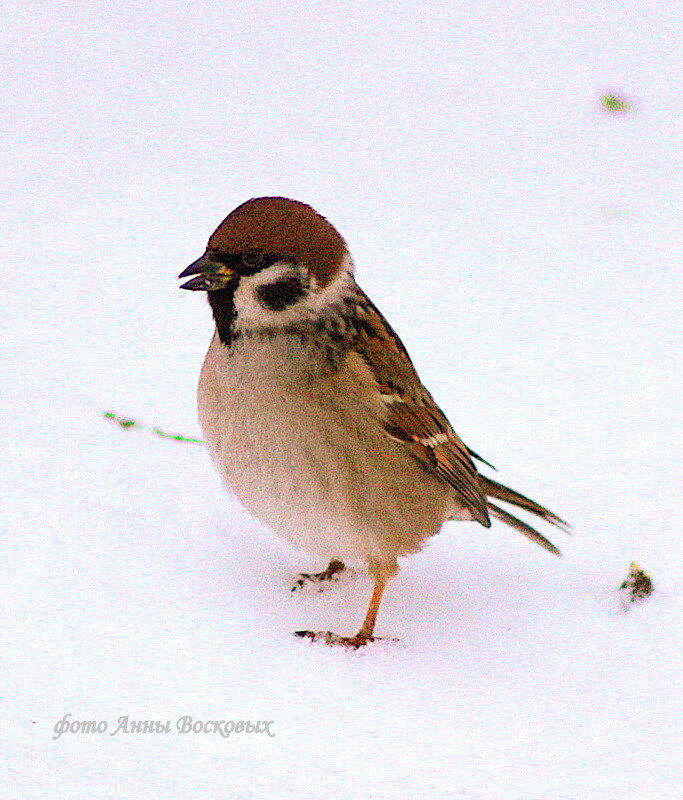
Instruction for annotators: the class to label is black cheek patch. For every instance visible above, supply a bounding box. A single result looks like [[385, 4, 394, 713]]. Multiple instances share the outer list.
[[256, 277, 307, 312]]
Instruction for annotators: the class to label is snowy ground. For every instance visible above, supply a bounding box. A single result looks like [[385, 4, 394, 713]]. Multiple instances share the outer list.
[[2, 2, 681, 798]]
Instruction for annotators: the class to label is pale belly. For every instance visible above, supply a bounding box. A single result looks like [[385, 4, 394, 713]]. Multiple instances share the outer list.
[[197, 334, 452, 565]]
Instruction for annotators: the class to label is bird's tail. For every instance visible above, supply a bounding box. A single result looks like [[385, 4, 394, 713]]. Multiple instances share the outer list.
[[479, 475, 569, 556]]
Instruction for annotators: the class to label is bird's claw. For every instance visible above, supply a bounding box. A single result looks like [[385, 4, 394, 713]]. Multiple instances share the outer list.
[[294, 630, 398, 648], [291, 559, 345, 592]]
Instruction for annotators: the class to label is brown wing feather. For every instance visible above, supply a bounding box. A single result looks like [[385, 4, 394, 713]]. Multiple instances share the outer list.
[[346, 285, 568, 553], [349, 287, 491, 526]]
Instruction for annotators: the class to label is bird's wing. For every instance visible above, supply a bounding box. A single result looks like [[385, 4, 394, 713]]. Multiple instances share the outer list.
[[347, 287, 491, 526]]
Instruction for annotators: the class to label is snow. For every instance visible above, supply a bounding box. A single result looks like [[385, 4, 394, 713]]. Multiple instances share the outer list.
[[2, 2, 681, 798]]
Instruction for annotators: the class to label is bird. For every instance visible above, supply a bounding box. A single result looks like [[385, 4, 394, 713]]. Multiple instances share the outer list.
[[179, 197, 568, 648]]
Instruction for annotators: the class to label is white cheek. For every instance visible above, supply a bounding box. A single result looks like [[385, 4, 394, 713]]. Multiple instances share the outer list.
[[232, 263, 303, 327], [232, 254, 354, 330]]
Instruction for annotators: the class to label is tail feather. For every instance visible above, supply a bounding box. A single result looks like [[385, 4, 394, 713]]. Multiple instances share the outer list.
[[480, 476, 569, 529], [479, 475, 569, 555], [487, 502, 562, 556]]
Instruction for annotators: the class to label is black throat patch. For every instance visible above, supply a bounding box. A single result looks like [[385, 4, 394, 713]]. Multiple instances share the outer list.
[[207, 285, 239, 347]]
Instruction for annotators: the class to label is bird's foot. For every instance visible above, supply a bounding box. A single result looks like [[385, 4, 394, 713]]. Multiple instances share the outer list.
[[291, 559, 345, 592], [294, 630, 398, 648]]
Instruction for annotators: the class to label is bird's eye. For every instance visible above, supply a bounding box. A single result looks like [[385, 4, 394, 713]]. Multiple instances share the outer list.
[[241, 251, 263, 270]]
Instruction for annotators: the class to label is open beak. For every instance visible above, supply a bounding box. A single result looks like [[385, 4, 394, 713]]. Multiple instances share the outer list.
[[178, 253, 236, 291]]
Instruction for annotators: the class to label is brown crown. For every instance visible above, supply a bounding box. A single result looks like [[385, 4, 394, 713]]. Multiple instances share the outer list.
[[207, 197, 348, 287]]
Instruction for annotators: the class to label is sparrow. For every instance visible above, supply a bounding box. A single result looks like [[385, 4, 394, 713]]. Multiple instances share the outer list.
[[179, 197, 567, 648]]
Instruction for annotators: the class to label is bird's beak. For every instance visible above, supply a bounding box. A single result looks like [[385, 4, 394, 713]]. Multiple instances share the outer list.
[[178, 253, 236, 291]]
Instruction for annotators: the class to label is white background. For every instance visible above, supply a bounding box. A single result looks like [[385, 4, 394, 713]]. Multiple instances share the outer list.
[[1, 2, 681, 798]]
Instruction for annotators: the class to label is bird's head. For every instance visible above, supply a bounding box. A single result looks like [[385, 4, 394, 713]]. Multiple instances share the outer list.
[[179, 197, 353, 338]]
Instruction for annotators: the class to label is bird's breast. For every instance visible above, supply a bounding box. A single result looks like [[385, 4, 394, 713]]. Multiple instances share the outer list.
[[196, 331, 450, 562]]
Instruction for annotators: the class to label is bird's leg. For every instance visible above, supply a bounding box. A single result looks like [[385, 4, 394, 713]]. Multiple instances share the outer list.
[[354, 573, 388, 638], [295, 561, 399, 648], [291, 559, 345, 591]]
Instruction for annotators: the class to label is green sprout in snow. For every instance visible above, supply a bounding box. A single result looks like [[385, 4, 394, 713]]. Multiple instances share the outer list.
[[600, 93, 632, 113], [619, 563, 653, 602], [103, 412, 204, 444]]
